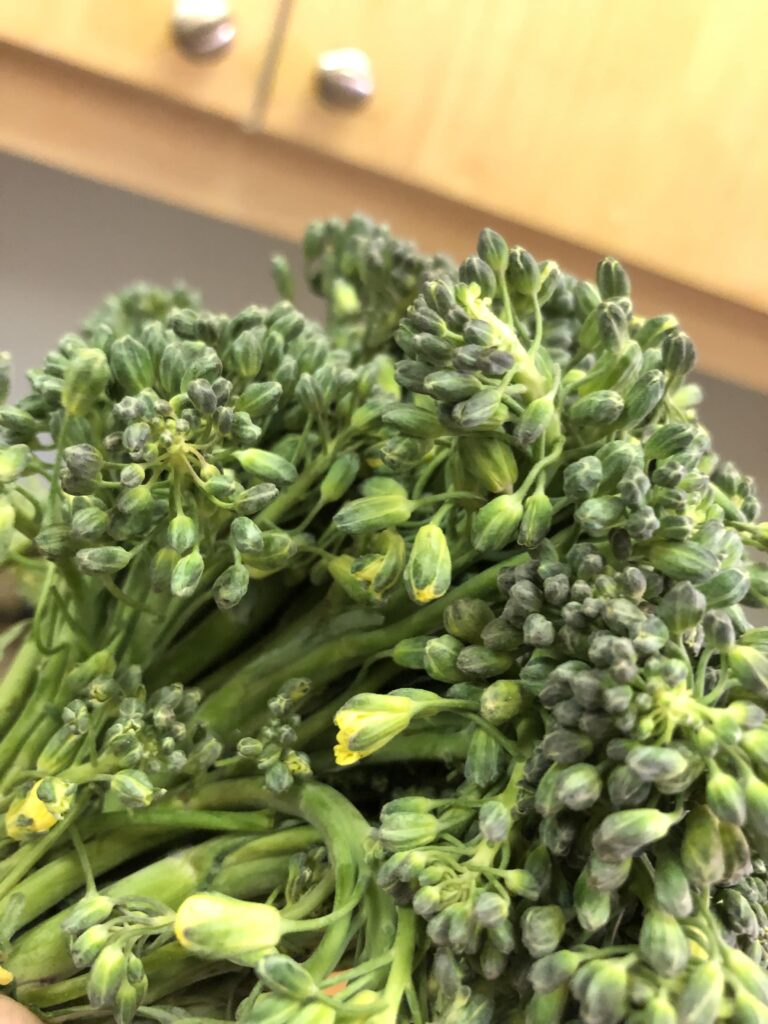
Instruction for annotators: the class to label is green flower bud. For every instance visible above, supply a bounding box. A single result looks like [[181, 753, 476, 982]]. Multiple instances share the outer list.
[[596, 257, 631, 299], [333, 494, 415, 535], [574, 869, 612, 932], [529, 950, 583, 994], [639, 907, 689, 976], [459, 436, 519, 494], [235, 483, 279, 515], [477, 228, 509, 274], [518, 491, 553, 548], [699, 567, 750, 608], [379, 812, 441, 851], [36, 726, 82, 775], [465, 727, 503, 788], [501, 868, 538, 901], [421, 634, 463, 683], [506, 246, 540, 296], [706, 767, 747, 825], [744, 560, 768, 608], [175, 892, 283, 967], [171, 548, 205, 598], [514, 395, 555, 448], [579, 300, 628, 353], [472, 493, 524, 551], [115, 972, 145, 1024], [316, 453, 360, 506], [405, 524, 451, 604], [478, 800, 512, 844], [424, 369, 482, 403], [187, 377, 217, 416], [524, 986, 569, 1024], [702, 610, 736, 651], [563, 455, 603, 499], [575, 496, 625, 534], [481, 616, 523, 651], [725, 945, 768, 1004], [719, 820, 751, 886], [622, 369, 666, 427], [729, 645, 768, 695], [213, 563, 250, 610], [0, 405, 38, 440], [681, 806, 724, 887], [444, 598, 495, 643], [661, 329, 696, 376], [657, 581, 706, 634], [586, 855, 632, 892], [554, 762, 602, 811], [36, 525, 73, 560], [677, 960, 724, 1024], [646, 423, 697, 460], [257, 954, 317, 1000], [592, 808, 678, 861], [580, 960, 628, 1024], [541, 728, 593, 766], [71, 506, 109, 541], [237, 380, 283, 418], [62, 347, 110, 416], [569, 389, 625, 427], [0, 443, 31, 484], [648, 540, 719, 583], [109, 335, 154, 394], [653, 848, 693, 918], [110, 769, 156, 808], [63, 894, 114, 935], [167, 514, 198, 555], [389, 636, 427, 670], [76, 546, 132, 576], [87, 942, 126, 1008], [235, 448, 297, 486], [70, 923, 112, 968], [456, 644, 513, 679], [149, 546, 177, 592], [230, 516, 264, 555], [520, 905, 566, 958], [480, 679, 523, 725], [745, 771, 768, 837], [625, 744, 689, 783]]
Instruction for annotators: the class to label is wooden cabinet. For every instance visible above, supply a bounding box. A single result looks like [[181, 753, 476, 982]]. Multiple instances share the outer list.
[[0, 0, 279, 121], [0, 0, 765, 388], [263, 0, 768, 313]]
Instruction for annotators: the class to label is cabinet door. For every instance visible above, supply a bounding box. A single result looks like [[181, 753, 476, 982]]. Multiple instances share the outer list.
[[0, 0, 280, 122], [263, 0, 768, 311]]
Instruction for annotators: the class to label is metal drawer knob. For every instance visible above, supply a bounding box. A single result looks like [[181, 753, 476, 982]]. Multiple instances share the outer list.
[[173, 0, 236, 58], [316, 48, 374, 108]]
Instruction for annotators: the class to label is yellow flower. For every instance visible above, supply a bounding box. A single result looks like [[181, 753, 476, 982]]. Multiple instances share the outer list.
[[0, 965, 14, 986], [334, 690, 435, 766], [175, 892, 282, 967], [5, 777, 75, 842]]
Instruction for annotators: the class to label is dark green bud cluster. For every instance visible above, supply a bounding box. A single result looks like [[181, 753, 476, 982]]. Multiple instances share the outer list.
[[236, 678, 313, 792]]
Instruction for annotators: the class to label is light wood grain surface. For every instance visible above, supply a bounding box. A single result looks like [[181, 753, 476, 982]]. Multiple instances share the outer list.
[[0, 0, 279, 121], [264, 0, 768, 313], [0, 44, 765, 392]]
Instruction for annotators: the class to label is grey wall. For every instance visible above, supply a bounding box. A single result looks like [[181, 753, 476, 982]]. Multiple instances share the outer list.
[[1, 151, 765, 502]]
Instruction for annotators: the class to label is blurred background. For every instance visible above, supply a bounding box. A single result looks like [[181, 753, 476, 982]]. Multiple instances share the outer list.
[[0, 0, 766, 495]]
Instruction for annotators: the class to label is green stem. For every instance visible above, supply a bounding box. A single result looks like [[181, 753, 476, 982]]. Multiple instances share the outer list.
[[370, 908, 417, 1024], [199, 544, 536, 738]]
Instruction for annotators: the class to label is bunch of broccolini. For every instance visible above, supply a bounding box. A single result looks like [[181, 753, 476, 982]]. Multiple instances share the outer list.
[[0, 214, 767, 1024]]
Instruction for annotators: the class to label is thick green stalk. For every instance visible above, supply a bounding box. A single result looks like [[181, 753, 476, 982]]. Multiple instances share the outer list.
[[370, 909, 418, 1024], [199, 548, 533, 737], [146, 575, 290, 687], [11, 826, 309, 990], [0, 633, 40, 735]]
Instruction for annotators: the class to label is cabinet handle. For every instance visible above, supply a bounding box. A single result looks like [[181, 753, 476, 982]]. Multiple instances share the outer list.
[[173, 0, 236, 58], [316, 48, 374, 108]]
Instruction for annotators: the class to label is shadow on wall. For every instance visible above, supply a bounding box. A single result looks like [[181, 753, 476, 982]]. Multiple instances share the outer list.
[[0, 151, 765, 502]]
